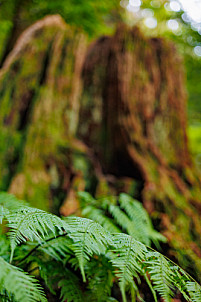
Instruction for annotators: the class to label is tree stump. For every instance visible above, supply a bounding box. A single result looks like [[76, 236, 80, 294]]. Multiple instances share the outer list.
[[80, 24, 201, 281]]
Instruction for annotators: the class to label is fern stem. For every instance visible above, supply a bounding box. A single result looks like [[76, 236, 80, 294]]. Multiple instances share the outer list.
[[143, 272, 157, 302], [78, 221, 92, 282], [120, 236, 133, 302], [18, 233, 67, 264]]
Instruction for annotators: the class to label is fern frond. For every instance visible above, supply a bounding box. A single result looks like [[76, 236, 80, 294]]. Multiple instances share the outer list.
[[39, 260, 62, 295], [186, 281, 201, 302], [1, 192, 201, 302], [2, 206, 69, 262], [110, 233, 146, 302], [0, 206, 9, 224], [145, 252, 177, 302], [38, 236, 74, 262], [77, 191, 95, 204], [109, 204, 145, 243], [0, 232, 10, 260], [58, 269, 83, 302], [85, 255, 114, 302], [145, 253, 201, 302], [119, 193, 166, 246], [64, 216, 110, 281], [82, 206, 121, 233], [79, 192, 120, 233], [166, 267, 192, 301], [0, 192, 28, 210], [0, 257, 47, 302], [16, 235, 74, 265], [1, 199, 110, 283], [79, 192, 166, 247]]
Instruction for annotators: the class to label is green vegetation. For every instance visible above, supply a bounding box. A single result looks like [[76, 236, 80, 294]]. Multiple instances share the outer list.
[[188, 123, 201, 168], [79, 192, 166, 247], [0, 192, 201, 302], [0, 1, 201, 301]]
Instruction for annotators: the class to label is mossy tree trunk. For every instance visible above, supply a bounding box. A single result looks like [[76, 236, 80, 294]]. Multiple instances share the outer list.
[[0, 15, 87, 211], [0, 17, 200, 282], [80, 24, 201, 281]]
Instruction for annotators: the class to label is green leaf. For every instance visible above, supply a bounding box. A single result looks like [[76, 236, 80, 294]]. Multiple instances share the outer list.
[[65, 216, 110, 281], [59, 269, 83, 302], [3, 206, 68, 262], [110, 233, 146, 302], [186, 281, 201, 302], [0, 257, 47, 302]]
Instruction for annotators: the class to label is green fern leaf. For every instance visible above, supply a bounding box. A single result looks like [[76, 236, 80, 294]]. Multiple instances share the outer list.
[[77, 192, 95, 204], [1, 192, 201, 302], [186, 281, 201, 302], [0, 206, 9, 224], [110, 233, 146, 302], [58, 269, 83, 302], [65, 216, 110, 281], [0, 257, 47, 302], [119, 193, 166, 246], [0, 192, 28, 210], [79, 192, 166, 247], [85, 255, 114, 302], [108, 204, 138, 239], [2, 206, 69, 262], [145, 252, 175, 302], [82, 206, 121, 233], [38, 236, 73, 262]]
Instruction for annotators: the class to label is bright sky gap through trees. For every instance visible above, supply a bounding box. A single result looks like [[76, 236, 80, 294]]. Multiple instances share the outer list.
[[127, 0, 201, 25], [125, 0, 201, 55]]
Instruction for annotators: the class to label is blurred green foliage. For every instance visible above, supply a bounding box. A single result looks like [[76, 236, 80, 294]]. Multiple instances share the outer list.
[[188, 124, 201, 168], [28, 0, 121, 35], [0, 0, 121, 38]]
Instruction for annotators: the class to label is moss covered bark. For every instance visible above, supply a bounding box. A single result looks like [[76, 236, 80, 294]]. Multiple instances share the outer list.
[[0, 15, 87, 211], [80, 24, 201, 281]]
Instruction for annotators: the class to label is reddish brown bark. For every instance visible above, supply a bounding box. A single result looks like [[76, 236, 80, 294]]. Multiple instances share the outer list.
[[80, 24, 201, 281]]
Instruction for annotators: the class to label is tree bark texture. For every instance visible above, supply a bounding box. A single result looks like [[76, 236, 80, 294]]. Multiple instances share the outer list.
[[80, 24, 201, 281], [0, 15, 87, 210], [0, 17, 200, 281]]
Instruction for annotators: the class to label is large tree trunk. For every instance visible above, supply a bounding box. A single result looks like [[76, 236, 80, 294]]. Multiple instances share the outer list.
[[0, 15, 87, 211], [0, 16, 200, 282], [80, 24, 201, 281]]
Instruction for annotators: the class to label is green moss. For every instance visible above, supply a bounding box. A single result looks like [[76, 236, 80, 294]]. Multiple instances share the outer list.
[[0, 18, 89, 211]]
